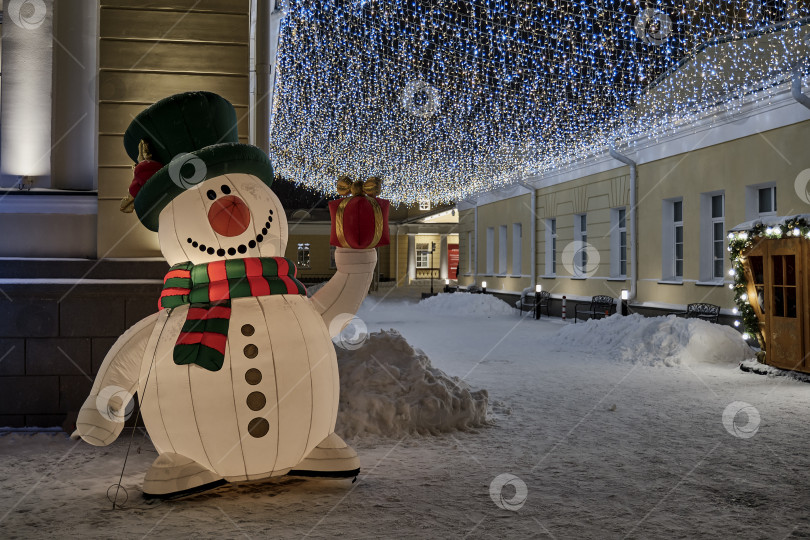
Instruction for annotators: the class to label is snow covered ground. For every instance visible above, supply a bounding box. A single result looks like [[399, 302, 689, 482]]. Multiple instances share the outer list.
[[3, 291, 810, 539]]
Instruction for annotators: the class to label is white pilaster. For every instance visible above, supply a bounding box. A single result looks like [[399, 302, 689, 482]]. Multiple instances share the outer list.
[[407, 234, 416, 281], [439, 234, 448, 279], [1, 0, 54, 187]]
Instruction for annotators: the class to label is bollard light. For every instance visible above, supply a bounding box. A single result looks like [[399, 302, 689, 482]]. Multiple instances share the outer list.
[[621, 289, 629, 300], [481, 281, 487, 293], [534, 284, 542, 320], [620, 289, 629, 316]]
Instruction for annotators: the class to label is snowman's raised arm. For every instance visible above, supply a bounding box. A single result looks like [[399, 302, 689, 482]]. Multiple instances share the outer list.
[[310, 248, 377, 337], [73, 312, 158, 446]]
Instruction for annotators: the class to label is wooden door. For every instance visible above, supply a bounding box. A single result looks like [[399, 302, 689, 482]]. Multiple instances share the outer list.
[[448, 244, 459, 279], [766, 239, 804, 371]]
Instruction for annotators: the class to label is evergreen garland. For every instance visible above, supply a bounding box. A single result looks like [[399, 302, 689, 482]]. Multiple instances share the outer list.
[[727, 216, 810, 349]]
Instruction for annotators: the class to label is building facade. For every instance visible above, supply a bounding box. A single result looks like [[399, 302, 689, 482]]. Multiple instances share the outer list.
[[458, 91, 810, 317]]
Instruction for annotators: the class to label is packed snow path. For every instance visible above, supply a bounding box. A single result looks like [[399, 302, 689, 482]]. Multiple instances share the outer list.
[[2, 293, 810, 539]]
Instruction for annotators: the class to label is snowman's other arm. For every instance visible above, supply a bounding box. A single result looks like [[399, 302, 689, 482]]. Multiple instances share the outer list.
[[72, 312, 158, 446], [310, 247, 377, 337]]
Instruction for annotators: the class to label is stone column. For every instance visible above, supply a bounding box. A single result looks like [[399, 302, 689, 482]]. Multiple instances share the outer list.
[[51, 0, 98, 190], [439, 234, 448, 279], [407, 235, 416, 281], [1, 0, 54, 187]]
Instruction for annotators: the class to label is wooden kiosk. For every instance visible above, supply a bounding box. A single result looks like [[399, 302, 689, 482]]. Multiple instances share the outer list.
[[729, 216, 810, 373]]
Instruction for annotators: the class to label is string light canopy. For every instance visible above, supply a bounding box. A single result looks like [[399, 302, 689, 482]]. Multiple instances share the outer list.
[[269, 1, 810, 204]]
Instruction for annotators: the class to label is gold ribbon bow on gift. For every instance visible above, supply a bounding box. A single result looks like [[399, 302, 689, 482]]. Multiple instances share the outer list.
[[336, 176, 382, 197], [335, 176, 384, 249]]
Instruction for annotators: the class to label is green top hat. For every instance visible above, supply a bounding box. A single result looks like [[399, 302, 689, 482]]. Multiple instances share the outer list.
[[124, 91, 274, 232]]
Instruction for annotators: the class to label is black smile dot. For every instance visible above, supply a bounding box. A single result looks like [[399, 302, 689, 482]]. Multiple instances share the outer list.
[[187, 238, 192, 244], [265, 221, 271, 229], [268, 216, 273, 222], [199, 244, 206, 252], [192, 241, 198, 248], [248, 240, 256, 248], [261, 228, 267, 235], [207, 247, 215, 255], [237, 244, 247, 254], [269, 209, 274, 215], [206, 190, 216, 200], [221, 184, 231, 195], [217, 249, 225, 257], [256, 234, 263, 243], [227, 247, 236, 256]]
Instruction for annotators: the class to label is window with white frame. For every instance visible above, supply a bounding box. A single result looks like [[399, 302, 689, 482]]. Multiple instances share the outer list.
[[498, 225, 507, 274], [512, 223, 522, 275], [416, 242, 431, 268], [711, 195, 725, 279], [610, 207, 627, 278], [545, 218, 556, 275], [485, 227, 494, 274], [573, 213, 587, 276], [297, 243, 311, 269], [674, 201, 684, 278], [745, 182, 777, 220], [700, 192, 725, 281], [661, 198, 684, 281], [419, 199, 431, 211], [467, 231, 473, 273]]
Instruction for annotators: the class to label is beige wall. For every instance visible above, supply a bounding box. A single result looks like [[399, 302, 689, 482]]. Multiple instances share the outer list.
[[636, 119, 810, 307], [97, 0, 250, 257], [460, 194, 533, 292], [462, 119, 810, 309], [535, 171, 631, 299]]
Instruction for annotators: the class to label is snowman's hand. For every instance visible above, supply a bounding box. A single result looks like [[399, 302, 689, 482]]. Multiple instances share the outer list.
[[74, 394, 127, 446], [69, 430, 80, 441]]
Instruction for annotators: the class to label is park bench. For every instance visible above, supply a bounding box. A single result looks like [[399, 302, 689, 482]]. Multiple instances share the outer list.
[[670, 303, 720, 323], [574, 295, 616, 323]]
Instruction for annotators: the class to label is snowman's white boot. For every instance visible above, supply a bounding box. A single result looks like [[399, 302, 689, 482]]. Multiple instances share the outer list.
[[142, 453, 227, 499], [289, 433, 360, 478]]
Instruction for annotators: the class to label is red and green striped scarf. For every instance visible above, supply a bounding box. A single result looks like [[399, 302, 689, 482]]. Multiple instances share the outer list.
[[159, 257, 307, 371]]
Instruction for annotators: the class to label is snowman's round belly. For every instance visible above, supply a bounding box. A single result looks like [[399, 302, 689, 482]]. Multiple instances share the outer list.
[[138, 295, 338, 481]]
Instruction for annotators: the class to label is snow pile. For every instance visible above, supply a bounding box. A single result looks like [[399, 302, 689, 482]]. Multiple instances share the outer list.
[[550, 314, 754, 366], [335, 329, 489, 437], [418, 292, 514, 316]]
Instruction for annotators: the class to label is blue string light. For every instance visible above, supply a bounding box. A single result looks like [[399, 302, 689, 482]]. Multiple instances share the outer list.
[[269, 1, 810, 204]]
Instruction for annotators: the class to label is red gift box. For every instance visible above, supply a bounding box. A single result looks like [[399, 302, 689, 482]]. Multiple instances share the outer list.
[[329, 178, 390, 249]]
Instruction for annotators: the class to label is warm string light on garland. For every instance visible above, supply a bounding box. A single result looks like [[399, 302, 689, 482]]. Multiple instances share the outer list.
[[727, 216, 810, 348], [269, 1, 810, 203]]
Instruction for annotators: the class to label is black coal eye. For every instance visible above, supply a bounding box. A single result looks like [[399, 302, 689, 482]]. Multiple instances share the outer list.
[[221, 185, 231, 195], [207, 190, 216, 200]]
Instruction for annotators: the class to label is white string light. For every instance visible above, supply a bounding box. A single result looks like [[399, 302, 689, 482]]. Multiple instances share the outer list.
[[269, 1, 810, 203]]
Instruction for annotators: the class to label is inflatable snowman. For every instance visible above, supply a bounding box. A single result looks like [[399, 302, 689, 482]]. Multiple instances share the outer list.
[[73, 92, 379, 499]]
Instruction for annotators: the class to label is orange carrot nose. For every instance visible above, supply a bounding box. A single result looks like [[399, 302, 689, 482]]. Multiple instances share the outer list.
[[208, 195, 251, 237]]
